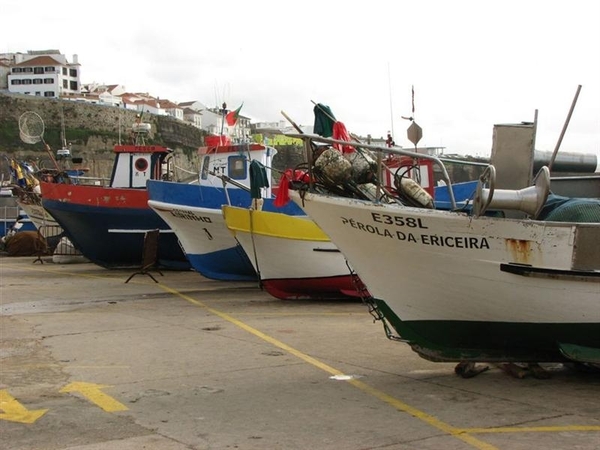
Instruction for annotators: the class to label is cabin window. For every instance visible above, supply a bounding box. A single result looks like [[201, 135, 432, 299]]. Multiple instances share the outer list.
[[201, 155, 210, 180], [228, 155, 247, 180]]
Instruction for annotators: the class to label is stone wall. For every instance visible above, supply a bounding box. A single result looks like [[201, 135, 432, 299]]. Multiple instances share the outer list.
[[0, 93, 205, 178]]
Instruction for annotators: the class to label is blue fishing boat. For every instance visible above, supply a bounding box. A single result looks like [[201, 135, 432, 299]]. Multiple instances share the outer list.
[[147, 141, 303, 281]]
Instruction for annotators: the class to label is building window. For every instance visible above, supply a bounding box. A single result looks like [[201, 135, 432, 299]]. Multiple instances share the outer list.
[[10, 79, 21, 85], [69, 68, 77, 77], [44, 66, 55, 72], [11, 67, 21, 73], [23, 79, 32, 85], [23, 67, 33, 73], [34, 67, 44, 74], [63, 80, 68, 88], [44, 91, 55, 97], [44, 78, 53, 84], [62, 67, 67, 75], [33, 79, 43, 84], [35, 92, 41, 96]]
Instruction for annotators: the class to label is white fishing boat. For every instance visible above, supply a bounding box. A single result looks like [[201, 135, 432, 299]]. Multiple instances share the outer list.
[[13, 184, 61, 235], [286, 103, 600, 368], [222, 205, 368, 300]]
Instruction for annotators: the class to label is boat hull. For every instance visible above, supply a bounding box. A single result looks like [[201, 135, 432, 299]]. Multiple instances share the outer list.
[[291, 191, 600, 362], [17, 200, 62, 235], [40, 182, 190, 270], [223, 205, 368, 300], [146, 180, 302, 281], [148, 199, 257, 281]]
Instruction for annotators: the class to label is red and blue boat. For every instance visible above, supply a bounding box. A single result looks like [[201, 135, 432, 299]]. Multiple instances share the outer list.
[[40, 123, 190, 270]]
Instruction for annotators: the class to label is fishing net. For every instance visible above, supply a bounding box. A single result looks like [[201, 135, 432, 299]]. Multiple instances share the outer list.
[[18, 111, 45, 144], [543, 197, 600, 223]]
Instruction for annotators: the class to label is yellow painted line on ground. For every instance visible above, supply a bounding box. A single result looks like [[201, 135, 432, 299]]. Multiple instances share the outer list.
[[0, 390, 48, 424], [235, 312, 363, 317], [6, 264, 599, 442], [160, 282, 600, 446], [158, 283, 497, 450], [463, 425, 600, 433], [60, 382, 128, 412]]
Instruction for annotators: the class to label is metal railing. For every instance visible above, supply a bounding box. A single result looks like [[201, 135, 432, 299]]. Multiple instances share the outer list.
[[284, 132, 458, 210]]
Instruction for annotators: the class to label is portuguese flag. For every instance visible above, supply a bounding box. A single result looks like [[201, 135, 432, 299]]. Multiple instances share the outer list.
[[226, 103, 243, 126]]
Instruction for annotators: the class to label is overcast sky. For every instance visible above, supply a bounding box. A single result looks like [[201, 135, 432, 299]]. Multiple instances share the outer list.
[[3, 0, 599, 166]]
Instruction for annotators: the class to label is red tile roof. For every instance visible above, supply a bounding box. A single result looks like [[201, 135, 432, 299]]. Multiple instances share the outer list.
[[15, 55, 64, 67]]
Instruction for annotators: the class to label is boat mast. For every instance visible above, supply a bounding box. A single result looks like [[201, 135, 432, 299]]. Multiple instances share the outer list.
[[548, 84, 582, 172], [387, 62, 395, 140], [220, 102, 227, 137], [60, 106, 67, 149]]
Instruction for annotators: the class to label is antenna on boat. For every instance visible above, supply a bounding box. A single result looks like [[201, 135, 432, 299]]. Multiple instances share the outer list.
[[130, 109, 151, 146], [401, 85, 415, 122], [60, 105, 67, 149], [387, 62, 395, 140], [220, 102, 228, 137], [118, 109, 122, 145], [548, 84, 582, 172], [403, 86, 423, 151]]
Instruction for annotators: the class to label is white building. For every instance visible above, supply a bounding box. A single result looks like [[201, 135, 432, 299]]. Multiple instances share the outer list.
[[160, 99, 184, 121], [182, 107, 202, 129], [0, 60, 10, 90], [178, 100, 207, 113], [7, 50, 81, 98], [1, 49, 257, 139], [77, 83, 126, 106], [207, 105, 251, 141]]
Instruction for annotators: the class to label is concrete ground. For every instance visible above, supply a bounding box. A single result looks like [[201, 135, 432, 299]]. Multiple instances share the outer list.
[[1, 256, 599, 450]]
